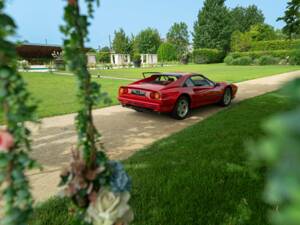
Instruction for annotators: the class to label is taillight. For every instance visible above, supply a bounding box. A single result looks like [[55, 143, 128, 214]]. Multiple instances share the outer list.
[[150, 92, 161, 100], [119, 87, 128, 95]]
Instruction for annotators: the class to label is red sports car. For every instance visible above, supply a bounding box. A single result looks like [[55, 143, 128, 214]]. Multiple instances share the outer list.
[[118, 72, 238, 120]]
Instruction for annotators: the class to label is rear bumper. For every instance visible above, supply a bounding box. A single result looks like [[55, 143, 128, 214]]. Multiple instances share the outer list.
[[118, 96, 173, 112]]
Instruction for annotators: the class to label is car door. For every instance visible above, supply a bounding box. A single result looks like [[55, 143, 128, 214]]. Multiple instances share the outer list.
[[189, 75, 218, 106]]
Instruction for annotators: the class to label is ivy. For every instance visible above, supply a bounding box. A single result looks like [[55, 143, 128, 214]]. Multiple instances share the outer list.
[[60, 0, 108, 165], [0, 1, 38, 225], [59, 2, 133, 224]]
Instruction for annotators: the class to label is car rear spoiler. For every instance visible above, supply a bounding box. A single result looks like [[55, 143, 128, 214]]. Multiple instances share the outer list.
[[142, 71, 161, 78]]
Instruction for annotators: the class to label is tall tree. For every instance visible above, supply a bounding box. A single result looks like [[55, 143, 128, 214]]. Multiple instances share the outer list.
[[249, 23, 277, 41], [231, 5, 265, 32], [167, 22, 189, 59], [134, 28, 161, 54], [193, 0, 232, 52], [112, 28, 130, 53], [277, 0, 300, 39], [157, 42, 177, 62]]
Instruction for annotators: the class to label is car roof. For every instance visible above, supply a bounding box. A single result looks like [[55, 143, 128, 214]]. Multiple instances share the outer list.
[[154, 72, 197, 77]]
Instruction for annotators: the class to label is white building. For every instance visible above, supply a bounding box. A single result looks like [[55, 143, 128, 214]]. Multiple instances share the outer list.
[[141, 54, 158, 65], [87, 53, 97, 67], [110, 54, 131, 66]]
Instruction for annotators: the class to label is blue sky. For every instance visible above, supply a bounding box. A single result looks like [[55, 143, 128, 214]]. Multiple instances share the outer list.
[[6, 0, 287, 48]]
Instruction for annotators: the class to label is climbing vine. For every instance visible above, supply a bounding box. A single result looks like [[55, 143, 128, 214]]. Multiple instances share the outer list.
[[59, 1, 133, 224], [0, 1, 38, 225]]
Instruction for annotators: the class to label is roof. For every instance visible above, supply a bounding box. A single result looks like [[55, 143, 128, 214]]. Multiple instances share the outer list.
[[16, 43, 62, 59], [16, 43, 92, 60], [161, 72, 194, 77]]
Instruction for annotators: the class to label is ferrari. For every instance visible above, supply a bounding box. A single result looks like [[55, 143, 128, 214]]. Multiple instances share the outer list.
[[118, 72, 238, 120]]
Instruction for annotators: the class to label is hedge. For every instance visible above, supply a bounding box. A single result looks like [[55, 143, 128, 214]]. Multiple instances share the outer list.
[[192, 48, 224, 64], [250, 39, 300, 51], [228, 50, 293, 60]]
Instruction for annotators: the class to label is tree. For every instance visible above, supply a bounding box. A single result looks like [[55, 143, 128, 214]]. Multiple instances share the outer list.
[[157, 42, 177, 62], [166, 22, 189, 59], [134, 28, 161, 54], [112, 28, 131, 53], [97, 46, 110, 63], [231, 31, 252, 52], [193, 0, 232, 52], [277, 0, 300, 39], [231, 5, 265, 32], [100, 46, 110, 52], [249, 23, 277, 41]]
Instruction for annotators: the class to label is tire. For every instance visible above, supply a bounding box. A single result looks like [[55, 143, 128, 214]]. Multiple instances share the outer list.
[[220, 88, 232, 107], [134, 108, 143, 112], [172, 96, 190, 120]]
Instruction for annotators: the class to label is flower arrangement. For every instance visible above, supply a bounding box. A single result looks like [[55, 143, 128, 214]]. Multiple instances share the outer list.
[[60, 150, 133, 225], [0, 131, 14, 151]]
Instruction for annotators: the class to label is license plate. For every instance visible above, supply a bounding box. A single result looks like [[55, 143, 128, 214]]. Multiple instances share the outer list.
[[131, 89, 146, 96]]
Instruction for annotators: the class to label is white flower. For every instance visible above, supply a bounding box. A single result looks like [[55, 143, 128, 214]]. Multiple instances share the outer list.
[[86, 188, 133, 225]]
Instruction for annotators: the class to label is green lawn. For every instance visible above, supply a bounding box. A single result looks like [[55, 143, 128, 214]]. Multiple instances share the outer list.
[[90, 63, 300, 81], [1, 64, 299, 122], [29, 91, 294, 225], [22, 72, 128, 118]]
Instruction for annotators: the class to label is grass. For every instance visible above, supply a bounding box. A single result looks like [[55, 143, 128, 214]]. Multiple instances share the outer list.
[[90, 63, 300, 81], [22, 72, 128, 118], [29, 91, 294, 225], [1, 64, 299, 122]]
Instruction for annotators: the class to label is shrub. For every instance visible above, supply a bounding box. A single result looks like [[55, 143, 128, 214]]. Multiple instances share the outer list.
[[133, 53, 141, 67], [250, 39, 300, 51], [193, 48, 224, 64], [157, 42, 177, 62], [180, 53, 189, 64], [231, 56, 253, 65], [257, 55, 280, 65], [97, 51, 110, 63], [224, 55, 234, 65], [231, 31, 252, 52], [289, 50, 300, 65], [228, 50, 292, 60]]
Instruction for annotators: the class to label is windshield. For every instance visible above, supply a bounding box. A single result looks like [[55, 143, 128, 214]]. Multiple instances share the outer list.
[[144, 75, 180, 85]]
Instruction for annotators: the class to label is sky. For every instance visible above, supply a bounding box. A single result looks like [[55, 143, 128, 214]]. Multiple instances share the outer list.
[[5, 0, 288, 48]]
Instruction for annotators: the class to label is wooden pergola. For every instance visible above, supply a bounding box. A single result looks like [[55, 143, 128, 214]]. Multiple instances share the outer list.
[[16, 43, 62, 62]]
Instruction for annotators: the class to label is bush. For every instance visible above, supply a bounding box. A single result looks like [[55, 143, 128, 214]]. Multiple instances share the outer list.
[[157, 43, 177, 62], [228, 50, 292, 60], [257, 55, 280, 65], [289, 50, 300, 65], [231, 31, 252, 52], [133, 53, 141, 67], [224, 55, 234, 65], [97, 51, 110, 63], [193, 48, 224, 64], [180, 53, 190, 64], [231, 56, 253, 65], [250, 39, 300, 51]]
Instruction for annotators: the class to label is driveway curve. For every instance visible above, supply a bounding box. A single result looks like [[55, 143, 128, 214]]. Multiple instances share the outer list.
[[28, 70, 300, 202]]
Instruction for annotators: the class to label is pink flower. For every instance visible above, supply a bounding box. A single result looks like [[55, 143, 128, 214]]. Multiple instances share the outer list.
[[0, 131, 14, 151], [68, 0, 77, 6]]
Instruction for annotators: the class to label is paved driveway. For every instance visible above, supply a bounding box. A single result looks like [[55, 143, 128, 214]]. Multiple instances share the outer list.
[[28, 71, 300, 202]]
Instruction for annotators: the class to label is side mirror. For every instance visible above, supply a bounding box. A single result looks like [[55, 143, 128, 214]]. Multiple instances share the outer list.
[[215, 83, 220, 87]]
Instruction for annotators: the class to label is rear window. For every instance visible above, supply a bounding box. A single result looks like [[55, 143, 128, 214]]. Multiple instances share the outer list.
[[145, 75, 180, 85]]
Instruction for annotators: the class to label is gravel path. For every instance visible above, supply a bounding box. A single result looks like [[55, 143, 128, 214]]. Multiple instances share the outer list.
[[28, 70, 300, 202]]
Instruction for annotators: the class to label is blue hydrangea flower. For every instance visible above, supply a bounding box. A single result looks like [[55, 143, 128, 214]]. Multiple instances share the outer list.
[[109, 161, 131, 193]]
